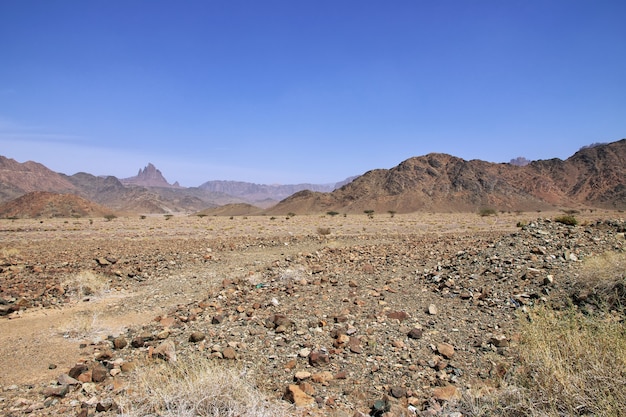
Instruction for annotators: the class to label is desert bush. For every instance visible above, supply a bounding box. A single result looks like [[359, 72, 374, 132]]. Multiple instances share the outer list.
[[554, 215, 578, 226], [388, 210, 396, 218], [326, 211, 340, 217], [317, 227, 331, 236], [364, 209, 374, 219], [104, 214, 117, 221], [119, 354, 292, 417], [478, 207, 497, 217]]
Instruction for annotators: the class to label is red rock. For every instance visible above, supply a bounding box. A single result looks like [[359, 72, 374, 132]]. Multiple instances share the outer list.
[[284, 384, 315, 407], [408, 328, 423, 339], [432, 385, 460, 401], [386, 311, 410, 321], [113, 337, 127, 350], [437, 342, 455, 359], [222, 346, 236, 359], [91, 363, 108, 382], [308, 350, 330, 367]]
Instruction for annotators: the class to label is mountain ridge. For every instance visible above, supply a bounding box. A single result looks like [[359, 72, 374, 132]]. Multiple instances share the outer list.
[[266, 139, 626, 214], [1, 138, 624, 216]]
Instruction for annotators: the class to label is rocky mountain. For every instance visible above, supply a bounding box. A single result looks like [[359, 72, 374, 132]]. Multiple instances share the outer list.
[[268, 139, 626, 214], [198, 177, 355, 204], [0, 191, 114, 218], [62, 172, 226, 214], [0, 156, 77, 202], [1, 139, 624, 216], [121, 163, 180, 188]]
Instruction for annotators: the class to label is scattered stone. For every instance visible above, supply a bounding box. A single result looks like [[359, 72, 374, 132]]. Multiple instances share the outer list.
[[113, 336, 127, 350], [153, 340, 177, 362], [57, 374, 80, 386], [432, 385, 460, 401], [408, 328, 423, 339], [284, 384, 315, 407], [428, 304, 438, 315], [96, 399, 117, 412], [309, 350, 330, 367], [294, 371, 312, 381], [91, 363, 108, 383], [390, 386, 407, 398], [41, 385, 69, 398], [222, 346, 237, 359], [489, 335, 509, 348], [386, 311, 410, 321], [68, 364, 88, 379], [189, 331, 206, 343], [311, 371, 334, 384], [437, 342, 455, 359]]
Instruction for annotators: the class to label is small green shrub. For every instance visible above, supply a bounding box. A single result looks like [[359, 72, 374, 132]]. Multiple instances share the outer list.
[[554, 215, 578, 226], [478, 208, 497, 217], [327, 211, 340, 217], [104, 214, 117, 221]]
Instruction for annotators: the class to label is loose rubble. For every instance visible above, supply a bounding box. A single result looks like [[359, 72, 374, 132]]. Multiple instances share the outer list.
[[0, 214, 624, 416]]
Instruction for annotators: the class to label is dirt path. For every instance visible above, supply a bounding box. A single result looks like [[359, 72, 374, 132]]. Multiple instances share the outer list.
[[0, 290, 146, 386]]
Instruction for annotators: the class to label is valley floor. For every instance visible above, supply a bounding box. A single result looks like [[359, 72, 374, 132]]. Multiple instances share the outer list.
[[0, 210, 624, 416]]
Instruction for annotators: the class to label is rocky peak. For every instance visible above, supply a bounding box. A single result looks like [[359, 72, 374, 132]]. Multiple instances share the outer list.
[[121, 163, 178, 188]]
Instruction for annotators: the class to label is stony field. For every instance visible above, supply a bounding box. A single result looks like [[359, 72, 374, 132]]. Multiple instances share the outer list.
[[0, 210, 624, 416]]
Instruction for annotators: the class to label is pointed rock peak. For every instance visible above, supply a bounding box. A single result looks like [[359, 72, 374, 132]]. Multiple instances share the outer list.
[[122, 163, 173, 188]]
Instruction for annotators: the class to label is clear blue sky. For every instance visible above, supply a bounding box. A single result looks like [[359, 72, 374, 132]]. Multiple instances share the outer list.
[[1, 1, 625, 186]]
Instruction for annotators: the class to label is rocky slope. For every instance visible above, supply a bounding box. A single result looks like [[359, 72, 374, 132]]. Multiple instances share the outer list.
[[0, 156, 77, 203], [0, 191, 114, 219], [269, 139, 626, 214]]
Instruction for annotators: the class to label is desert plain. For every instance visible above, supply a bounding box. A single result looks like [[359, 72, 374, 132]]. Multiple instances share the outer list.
[[0, 210, 624, 416]]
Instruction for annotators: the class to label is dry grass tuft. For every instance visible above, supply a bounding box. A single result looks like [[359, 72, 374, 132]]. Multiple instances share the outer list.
[[516, 306, 626, 415], [453, 251, 626, 416], [62, 270, 109, 299], [119, 354, 293, 417], [574, 250, 626, 311]]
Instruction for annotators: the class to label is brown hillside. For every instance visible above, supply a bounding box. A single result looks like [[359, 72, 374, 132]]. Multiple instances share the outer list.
[[268, 139, 626, 214], [0, 156, 76, 203], [527, 139, 626, 208], [0, 191, 115, 219]]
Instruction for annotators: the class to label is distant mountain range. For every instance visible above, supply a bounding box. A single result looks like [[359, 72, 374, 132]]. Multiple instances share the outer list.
[[0, 156, 354, 215], [0, 139, 624, 218]]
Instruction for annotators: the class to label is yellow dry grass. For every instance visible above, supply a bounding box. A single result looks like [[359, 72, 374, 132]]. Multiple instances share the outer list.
[[457, 251, 626, 417], [119, 354, 293, 417]]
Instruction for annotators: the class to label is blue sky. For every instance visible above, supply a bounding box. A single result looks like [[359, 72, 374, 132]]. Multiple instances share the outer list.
[[1, 1, 625, 186]]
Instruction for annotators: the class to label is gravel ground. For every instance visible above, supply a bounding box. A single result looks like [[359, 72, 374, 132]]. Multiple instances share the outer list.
[[0, 211, 624, 416]]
